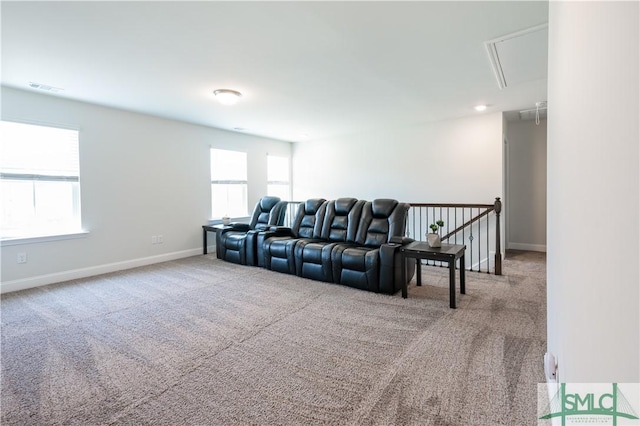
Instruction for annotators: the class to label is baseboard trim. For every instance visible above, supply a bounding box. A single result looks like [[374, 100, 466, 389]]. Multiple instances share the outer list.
[[471, 256, 490, 271], [544, 372, 561, 426], [0, 248, 203, 294], [508, 242, 547, 252]]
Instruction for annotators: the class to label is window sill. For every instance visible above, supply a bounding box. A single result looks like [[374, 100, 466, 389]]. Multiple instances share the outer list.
[[208, 216, 250, 225], [0, 231, 89, 247]]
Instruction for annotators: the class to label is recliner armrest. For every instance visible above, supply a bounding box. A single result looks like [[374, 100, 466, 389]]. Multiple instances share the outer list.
[[261, 227, 294, 239], [270, 226, 294, 234], [230, 223, 251, 232], [379, 242, 403, 293], [389, 236, 414, 245]]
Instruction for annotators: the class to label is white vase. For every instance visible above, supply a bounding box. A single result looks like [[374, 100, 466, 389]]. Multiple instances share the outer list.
[[426, 233, 441, 248], [222, 216, 231, 225]]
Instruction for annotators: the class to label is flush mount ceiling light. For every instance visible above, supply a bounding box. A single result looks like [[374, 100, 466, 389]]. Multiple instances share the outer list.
[[213, 89, 242, 105], [474, 104, 488, 112]]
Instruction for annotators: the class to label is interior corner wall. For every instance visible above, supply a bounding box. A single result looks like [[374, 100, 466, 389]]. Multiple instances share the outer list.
[[292, 113, 503, 204], [0, 87, 292, 292], [547, 1, 639, 382], [505, 118, 547, 252]]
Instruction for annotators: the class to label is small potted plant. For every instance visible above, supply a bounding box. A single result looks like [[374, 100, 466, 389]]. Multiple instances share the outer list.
[[426, 220, 444, 247]]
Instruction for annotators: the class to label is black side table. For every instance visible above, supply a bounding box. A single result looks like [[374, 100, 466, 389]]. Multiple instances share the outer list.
[[202, 224, 226, 255], [400, 241, 467, 309]]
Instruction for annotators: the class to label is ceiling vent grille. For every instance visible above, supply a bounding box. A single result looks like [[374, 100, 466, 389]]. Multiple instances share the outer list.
[[29, 82, 64, 93], [484, 23, 548, 90]]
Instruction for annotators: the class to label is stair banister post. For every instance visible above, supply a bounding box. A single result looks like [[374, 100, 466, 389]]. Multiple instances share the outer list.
[[494, 197, 502, 275]]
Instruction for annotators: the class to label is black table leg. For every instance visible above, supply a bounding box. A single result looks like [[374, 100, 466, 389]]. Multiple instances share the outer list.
[[416, 259, 422, 286], [401, 252, 408, 298], [203, 227, 208, 255], [460, 254, 466, 294], [449, 259, 456, 309]]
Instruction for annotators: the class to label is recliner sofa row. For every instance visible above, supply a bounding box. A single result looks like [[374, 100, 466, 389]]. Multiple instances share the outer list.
[[216, 196, 415, 294]]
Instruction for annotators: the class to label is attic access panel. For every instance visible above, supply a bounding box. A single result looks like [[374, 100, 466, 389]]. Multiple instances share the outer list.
[[485, 24, 548, 89]]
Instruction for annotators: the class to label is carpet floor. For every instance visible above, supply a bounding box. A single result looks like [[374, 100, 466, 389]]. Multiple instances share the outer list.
[[1, 250, 547, 425]]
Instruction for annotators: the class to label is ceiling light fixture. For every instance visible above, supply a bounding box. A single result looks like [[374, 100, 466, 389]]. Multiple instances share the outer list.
[[213, 89, 242, 105], [474, 104, 488, 112]]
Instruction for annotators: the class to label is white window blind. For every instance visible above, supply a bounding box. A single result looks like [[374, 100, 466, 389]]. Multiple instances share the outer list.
[[1, 121, 81, 238], [210, 149, 248, 219]]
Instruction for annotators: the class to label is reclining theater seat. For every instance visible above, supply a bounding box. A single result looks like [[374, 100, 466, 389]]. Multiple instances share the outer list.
[[216, 196, 283, 265], [331, 199, 410, 294], [261, 198, 327, 274], [294, 198, 364, 282]]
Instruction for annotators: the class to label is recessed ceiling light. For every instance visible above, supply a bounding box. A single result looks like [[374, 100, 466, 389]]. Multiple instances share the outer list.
[[474, 105, 488, 112], [213, 89, 242, 105]]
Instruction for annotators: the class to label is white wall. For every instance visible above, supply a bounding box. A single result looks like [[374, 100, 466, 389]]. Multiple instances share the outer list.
[[0, 87, 291, 292], [1, 91, 504, 291], [293, 113, 504, 272], [505, 118, 547, 252], [293, 113, 504, 204], [547, 1, 639, 382]]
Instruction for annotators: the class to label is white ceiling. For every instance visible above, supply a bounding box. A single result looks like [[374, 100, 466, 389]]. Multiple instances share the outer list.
[[1, 1, 549, 142]]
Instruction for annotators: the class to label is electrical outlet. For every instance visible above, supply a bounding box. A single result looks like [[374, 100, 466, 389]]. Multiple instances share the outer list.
[[151, 236, 157, 244], [17, 252, 27, 264], [157, 235, 163, 244]]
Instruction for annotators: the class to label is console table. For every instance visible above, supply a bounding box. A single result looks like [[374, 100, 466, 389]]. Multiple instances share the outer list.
[[400, 241, 467, 309]]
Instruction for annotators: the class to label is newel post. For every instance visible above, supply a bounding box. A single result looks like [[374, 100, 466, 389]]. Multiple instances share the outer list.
[[494, 197, 502, 275]]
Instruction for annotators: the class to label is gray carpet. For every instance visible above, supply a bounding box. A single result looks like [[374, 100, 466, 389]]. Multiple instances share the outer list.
[[1, 251, 547, 425]]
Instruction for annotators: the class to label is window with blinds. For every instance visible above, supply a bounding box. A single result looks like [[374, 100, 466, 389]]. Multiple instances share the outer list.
[[210, 148, 248, 219], [0, 121, 82, 238]]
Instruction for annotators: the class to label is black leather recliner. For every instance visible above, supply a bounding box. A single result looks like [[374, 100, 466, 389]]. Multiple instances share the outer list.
[[331, 199, 411, 293], [216, 196, 284, 265], [261, 198, 327, 274], [216, 196, 415, 296], [294, 198, 365, 282]]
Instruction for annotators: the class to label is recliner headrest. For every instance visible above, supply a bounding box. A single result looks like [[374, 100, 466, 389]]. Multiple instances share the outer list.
[[260, 196, 281, 212], [305, 198, 326, 214], [371, 199, 398, 218], [334, 198, 358, 215]]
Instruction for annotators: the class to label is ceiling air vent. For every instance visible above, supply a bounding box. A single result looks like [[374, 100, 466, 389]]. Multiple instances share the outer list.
[[28, 81, 64, 93], [484, 23, 548, 90]]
